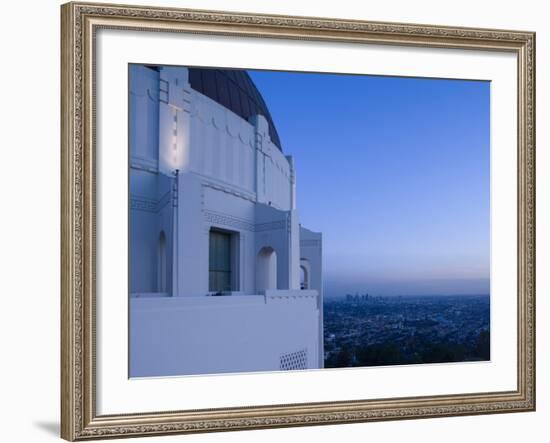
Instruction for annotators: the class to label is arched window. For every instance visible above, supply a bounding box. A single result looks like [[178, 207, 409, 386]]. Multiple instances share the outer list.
[[158, 231, 167, 293], [300, 265, 308, 289], [300, 258, 311, 290], [256, 246, 277, 292]]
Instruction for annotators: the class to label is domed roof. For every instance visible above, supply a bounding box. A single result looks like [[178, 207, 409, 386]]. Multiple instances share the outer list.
[[188, 68, 282, 151]]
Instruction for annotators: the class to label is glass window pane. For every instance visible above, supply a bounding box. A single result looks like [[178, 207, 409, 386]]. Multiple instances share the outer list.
[[209, 230, 232, 291]]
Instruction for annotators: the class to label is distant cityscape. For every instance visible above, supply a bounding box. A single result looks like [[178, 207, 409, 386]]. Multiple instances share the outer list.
[[323, 294, 490, 368]]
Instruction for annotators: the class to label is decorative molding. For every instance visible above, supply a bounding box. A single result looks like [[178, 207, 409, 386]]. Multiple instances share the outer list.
[[130, 155, 159, 173], [159, 78, 169, 104], [76, 3, 535, 44], [201, 178, 256, 203], [61, 2, 535, 440], [203, 210, 287, 233], [266, 292, 318, 302], [78, 399, 534, 438], [204, 210, 255, 232], [255, 220, 287, 232], [130, 196, 156, 213], [191, 92, 256, 148], [146, 88, 158, 102], [130, 191, 171, 213]]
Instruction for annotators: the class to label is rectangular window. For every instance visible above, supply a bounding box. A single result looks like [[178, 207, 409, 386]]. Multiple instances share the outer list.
[[209, 230, 233, 292]]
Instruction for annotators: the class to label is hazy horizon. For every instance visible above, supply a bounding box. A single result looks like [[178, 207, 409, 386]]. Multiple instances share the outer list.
[[250, 70, 490, 296], [323, 290, 490, 299]]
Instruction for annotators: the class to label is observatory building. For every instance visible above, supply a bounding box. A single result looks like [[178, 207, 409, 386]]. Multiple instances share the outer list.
[[129, 65, 323, 377]]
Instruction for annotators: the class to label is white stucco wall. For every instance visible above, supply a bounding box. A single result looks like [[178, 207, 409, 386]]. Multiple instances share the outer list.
[[129, 65, 175, 294], [300, 226, 324, 367], [128, 64, 324, 375], [188, 90, 257, 194], [129, 65, 159, 169], [130, 292, 320, 377], [129, 64, 300, 297]]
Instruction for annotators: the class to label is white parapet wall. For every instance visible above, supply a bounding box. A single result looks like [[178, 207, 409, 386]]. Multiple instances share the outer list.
[[130, 290, 320, 377]]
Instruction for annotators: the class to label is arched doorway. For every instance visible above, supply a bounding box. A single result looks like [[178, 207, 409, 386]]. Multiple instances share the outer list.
[[256, 246, 277, 292], [300, 258, 311, 290]]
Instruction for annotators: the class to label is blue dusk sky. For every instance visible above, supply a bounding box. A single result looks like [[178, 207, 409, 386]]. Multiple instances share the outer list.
[[249, 70, 490, 297]]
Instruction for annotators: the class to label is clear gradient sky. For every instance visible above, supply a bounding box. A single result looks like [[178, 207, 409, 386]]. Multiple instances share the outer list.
[[249, 70, 490, 297]]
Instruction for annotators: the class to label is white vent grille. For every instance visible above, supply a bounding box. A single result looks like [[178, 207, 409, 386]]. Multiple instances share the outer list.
[[280, 349, 308, 371]]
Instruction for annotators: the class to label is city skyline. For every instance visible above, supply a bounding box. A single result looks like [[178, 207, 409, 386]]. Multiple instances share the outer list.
[[250, 70, 490, 296]]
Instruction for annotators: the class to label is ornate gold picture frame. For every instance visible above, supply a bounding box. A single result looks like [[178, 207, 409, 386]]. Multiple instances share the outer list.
[[61, 1, 535, 440]]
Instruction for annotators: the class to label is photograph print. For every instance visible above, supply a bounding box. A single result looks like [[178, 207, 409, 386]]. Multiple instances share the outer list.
[[128, 64, 490, 377]]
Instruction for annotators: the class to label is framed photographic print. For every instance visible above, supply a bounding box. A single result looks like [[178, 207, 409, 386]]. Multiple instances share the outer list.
[[60, 1, 536, 440]]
